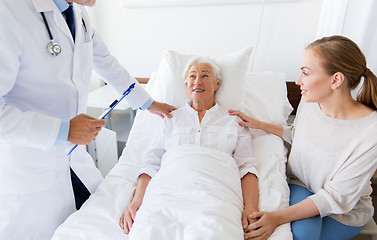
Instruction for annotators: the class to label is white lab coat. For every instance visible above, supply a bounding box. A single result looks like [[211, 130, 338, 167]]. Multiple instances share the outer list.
[[0, 0, 150, 239]]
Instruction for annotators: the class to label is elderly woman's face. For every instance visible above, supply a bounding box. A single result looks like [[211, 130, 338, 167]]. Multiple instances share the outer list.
[[186, 63, 220, 103]]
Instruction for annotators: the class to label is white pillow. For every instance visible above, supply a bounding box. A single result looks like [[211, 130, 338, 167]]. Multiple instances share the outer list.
[[151, 46, 253, 111], [244, 72, 293, 125]]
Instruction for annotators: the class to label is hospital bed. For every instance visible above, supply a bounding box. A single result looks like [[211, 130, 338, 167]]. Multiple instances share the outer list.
[[52, 47, 297, 239]]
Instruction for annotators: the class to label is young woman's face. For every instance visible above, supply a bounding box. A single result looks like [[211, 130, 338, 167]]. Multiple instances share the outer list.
[[296, 49, 333, 102], [186, 63, 220, 103]]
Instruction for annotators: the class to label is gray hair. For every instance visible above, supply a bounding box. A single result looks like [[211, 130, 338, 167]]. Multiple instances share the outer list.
[[183, 57, 222, 82]]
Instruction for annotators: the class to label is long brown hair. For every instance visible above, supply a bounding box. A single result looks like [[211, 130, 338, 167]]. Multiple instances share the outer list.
[[307, 35, 377, 110]]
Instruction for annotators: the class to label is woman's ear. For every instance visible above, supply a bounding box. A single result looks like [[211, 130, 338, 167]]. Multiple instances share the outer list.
[[215, 80, 220, 90], [331, 72, 345, 90]]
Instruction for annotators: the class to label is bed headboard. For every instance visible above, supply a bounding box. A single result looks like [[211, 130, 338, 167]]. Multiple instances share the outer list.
[[136, 78, 301, 115], [285, 81, 300, 115]]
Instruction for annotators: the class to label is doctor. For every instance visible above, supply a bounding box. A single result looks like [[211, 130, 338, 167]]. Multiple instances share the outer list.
[[0, 0, 175, 239]]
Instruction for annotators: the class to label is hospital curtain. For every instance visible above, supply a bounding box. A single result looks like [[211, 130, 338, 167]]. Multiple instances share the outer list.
[[316, 0, 377, 75]]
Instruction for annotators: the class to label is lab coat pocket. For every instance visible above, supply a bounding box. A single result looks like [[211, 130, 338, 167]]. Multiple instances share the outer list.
[[0, 144, 57, 195], [75, 41, 93, 112], [78, 41, 93, 83]]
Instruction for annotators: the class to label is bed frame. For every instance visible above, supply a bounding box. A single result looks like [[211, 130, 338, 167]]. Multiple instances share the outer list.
[[136, 78, 301, 115], [285, 81, 301, 115]]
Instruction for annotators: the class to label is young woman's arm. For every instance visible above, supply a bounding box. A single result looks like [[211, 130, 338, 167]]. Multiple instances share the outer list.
[[244, 198, 319, 240], [119, 174, 151, 234], [229, 110, 283, 138]]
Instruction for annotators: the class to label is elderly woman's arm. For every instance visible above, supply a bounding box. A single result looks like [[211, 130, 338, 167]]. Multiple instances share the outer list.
[[119, 118, 169, 234], [119, 174, 151, 234], [233, 124, 260, 231], [241, 173, 259, 230]]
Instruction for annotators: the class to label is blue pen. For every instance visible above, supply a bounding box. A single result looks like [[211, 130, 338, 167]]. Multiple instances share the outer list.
[[67, 83, 136, 156]]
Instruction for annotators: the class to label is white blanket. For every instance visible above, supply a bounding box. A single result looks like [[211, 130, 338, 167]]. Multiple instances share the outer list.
[[53, 124, 292, 240], [130, 144, 244, 240]]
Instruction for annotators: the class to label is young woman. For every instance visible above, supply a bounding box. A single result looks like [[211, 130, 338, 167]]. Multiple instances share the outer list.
[[230, 35, 377, 240]]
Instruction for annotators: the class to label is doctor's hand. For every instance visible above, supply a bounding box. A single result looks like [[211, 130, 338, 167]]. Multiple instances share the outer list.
[[244, 211, 281, 240], [119, 200, 142, 234], [67, 114, 106, 145], [228, 110, 262, 129], [147, 101, 177, 118]]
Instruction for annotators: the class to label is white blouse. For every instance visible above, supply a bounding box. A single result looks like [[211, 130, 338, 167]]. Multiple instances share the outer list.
[[283, 101, 377, 226], [139, 103, 258, 180]]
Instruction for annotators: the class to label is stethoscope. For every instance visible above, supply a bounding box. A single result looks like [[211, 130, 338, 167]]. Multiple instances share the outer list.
[[41, 12, 62, 57]]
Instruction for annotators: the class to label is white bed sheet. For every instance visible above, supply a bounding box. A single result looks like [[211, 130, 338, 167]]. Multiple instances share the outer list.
[[53, 48, 293, 239]]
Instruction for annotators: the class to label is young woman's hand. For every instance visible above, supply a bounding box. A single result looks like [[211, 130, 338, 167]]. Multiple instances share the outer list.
[[229, 110, 284, 137], [244, 211, 281, 240], [228, 110, 262, 129], [119, 200, 142, 234]]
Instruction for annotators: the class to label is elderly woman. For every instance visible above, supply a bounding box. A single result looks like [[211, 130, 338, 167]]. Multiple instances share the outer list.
[[119, 58, 259, 239]]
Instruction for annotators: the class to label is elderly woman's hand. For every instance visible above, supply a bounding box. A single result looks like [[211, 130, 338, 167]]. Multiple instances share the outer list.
[[119, 200, 142, 234], [242, 208, 258, 233], [228, 110, 263, 129]]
